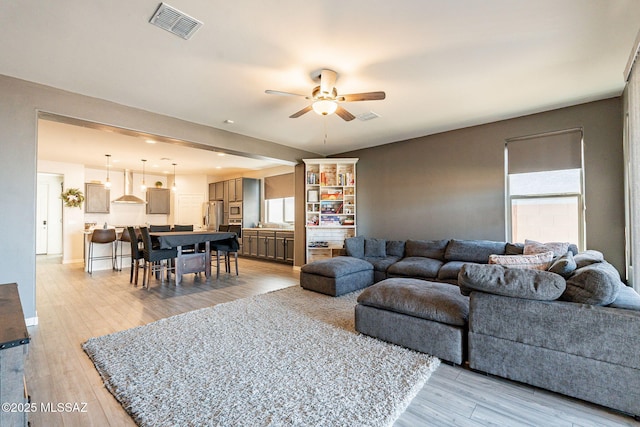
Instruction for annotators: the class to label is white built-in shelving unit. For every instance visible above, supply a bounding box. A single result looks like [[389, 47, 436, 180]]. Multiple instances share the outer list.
[[304, 158, 358, 263]]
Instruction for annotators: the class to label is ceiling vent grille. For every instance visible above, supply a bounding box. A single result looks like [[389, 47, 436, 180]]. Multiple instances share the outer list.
[[149, 3, 203, 40], [357, 111, 381, 121]]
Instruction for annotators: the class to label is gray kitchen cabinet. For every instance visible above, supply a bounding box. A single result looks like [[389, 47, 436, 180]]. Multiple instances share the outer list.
[[275, 231, 295, 263], [257, 231, 276, 259], [208, 181, 224, 200], [242, 230, 258, 257], [241, 229, 293, 264], [85, 182, 110, 213], [146, 188, 170, 214]]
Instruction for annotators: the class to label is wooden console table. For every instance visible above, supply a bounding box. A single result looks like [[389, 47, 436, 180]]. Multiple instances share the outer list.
[[0, 283, 30, 427]]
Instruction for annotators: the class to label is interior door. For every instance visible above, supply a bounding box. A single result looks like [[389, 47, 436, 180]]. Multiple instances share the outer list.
[[36, 183, 48, 254]]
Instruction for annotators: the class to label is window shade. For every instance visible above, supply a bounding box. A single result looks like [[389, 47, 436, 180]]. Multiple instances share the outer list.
[[264, 173, 294, 199], [507, 129, 582, 174]]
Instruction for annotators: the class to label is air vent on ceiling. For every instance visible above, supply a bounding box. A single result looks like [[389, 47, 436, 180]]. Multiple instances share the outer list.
[[357, 111, 381, 121], [149, 3, 203, 40]]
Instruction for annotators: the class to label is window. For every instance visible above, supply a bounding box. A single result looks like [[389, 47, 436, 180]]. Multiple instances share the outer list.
[[506, 129, 584, 248], [266, 197, 294, 223]]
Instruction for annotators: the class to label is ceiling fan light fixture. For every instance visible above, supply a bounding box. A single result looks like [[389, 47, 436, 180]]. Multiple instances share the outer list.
[[312, 100, 338, 116]]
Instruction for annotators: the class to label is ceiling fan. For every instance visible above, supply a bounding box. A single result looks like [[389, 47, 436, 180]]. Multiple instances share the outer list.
[[265, 69, 385, 121]]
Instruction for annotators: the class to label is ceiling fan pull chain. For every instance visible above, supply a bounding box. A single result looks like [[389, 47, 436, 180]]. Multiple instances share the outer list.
[[323, 117, 329, 144]]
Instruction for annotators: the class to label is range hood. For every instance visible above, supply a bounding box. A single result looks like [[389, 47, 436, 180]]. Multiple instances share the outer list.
[[112, 170, 146, 204]]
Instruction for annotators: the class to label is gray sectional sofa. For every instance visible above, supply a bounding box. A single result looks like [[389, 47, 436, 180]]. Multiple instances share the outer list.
[[300, 236, 640, 418]]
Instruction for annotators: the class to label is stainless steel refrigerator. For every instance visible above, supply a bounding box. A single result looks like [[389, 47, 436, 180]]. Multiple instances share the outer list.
[[203, 201, 223, 231]]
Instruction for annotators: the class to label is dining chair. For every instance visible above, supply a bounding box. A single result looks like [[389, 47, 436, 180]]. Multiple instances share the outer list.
[[149, 224, 171, 232], [127, 226, 145, 286], [171, 224, 196, 253], [88, 228, 117, 274], [139, 226, 177, 289], [211, 224, 240, 277]]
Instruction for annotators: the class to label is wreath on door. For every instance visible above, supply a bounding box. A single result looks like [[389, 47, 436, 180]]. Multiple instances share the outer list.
[[60, 188, 85, 208]]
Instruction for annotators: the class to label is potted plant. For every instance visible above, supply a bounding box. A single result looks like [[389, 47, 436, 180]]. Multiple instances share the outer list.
[[155, 181, 163, 188]]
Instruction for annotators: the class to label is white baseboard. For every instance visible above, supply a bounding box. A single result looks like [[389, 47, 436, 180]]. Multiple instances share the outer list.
[[63, 258, 84, 264], [25, 315, 39, 326]]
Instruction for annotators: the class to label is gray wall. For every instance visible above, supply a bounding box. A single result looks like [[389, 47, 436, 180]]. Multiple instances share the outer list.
[[0, 74, 319, 320], [339, 98, 625, 273]]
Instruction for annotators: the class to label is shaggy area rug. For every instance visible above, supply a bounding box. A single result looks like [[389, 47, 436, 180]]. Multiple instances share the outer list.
[[83, 286, 439, 427]]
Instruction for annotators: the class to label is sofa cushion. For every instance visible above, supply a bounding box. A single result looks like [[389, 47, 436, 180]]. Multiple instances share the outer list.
[[438, 261, 476, 281], [344, 236, 365, 258], [405, 239, 449, 260], [458, 263, 566, 300], [505, 242, 524, 255], [563, 261, 622, 305], [488, 251, 554, 270], [364, 238, 386, 258], [385, 240, 406, 258], [444, 239, 507, 263], [387, 256, 443, 279], [608, 285, 640, 311], [357, 278, 469, 326], [524, 239, 570, 257], [364, 256, 401, 273], [548, 252, 577, 278], [573, 250, 604, 268], [300, 256, 372, 278]]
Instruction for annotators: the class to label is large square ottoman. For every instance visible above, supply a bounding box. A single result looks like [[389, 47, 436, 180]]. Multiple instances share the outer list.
[[300, 256, 374, 296], [355, 278, 469, 364]]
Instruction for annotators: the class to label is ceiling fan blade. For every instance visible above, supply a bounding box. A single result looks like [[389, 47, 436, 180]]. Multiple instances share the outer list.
[[289, 105, 313, 118], [320, 69, 337, 96], [338, 91, 386, 102], [265, 90, 306, 97], [335, 106, 355, 121]]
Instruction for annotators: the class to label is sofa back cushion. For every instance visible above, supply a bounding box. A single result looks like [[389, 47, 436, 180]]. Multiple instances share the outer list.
[[563, 261, 622, 305], [345, 236, 365, 258], [364, 238, 386, 258], [459, 263, 566, 300], [385, 240, 406, 258], [445, 239, 507, 263], [405, 239, 449, 260]]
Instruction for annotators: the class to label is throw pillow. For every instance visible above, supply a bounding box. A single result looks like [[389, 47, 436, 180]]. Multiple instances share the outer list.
[[344, 236, 365, 258], [573, 249, 604, 268], [547, 251, 577, 278], [563, 261, 622, 305], [458, 263, 566, 300], [524, 239, 570, 257], [364, 238, 386, 258], [488, 251, 554, 270]]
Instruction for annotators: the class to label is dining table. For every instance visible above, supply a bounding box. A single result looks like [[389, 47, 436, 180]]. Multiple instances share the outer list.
[[150, 230, 239, 284]]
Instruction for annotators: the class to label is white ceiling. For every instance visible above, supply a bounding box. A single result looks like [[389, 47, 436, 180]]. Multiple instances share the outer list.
[[2, 0, 640, 165]]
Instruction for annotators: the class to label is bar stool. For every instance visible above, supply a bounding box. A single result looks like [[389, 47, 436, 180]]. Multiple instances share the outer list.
[[127, 226, 145, 286], [115, 227, 132, 271], [88, 228, 117, 274]]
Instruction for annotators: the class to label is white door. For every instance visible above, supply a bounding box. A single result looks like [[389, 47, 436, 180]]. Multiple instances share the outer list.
[[177, 194, 205, 228], [36, 183, 49, 254]]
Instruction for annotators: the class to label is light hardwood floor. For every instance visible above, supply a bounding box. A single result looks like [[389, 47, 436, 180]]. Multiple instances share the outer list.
[[26, 256, 638, 427]]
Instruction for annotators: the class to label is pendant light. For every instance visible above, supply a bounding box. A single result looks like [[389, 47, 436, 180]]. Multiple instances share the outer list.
[[140, 159, 147, 192], [104, 154, 112, 188], [172, 163, 177, 192]]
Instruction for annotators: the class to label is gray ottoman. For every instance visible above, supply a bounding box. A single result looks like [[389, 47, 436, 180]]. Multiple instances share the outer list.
[[355, 278, 469, 364], [300, 256, 374, 296]]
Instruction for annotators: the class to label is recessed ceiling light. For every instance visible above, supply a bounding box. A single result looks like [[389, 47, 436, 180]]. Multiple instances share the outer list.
[[217, 153, 225, 156], [216, 166, 222, 169], [223, 119, 234, 124], [146, 139, 157, 144]]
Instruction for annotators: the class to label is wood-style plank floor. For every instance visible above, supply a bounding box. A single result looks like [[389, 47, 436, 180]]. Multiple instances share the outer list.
[[26, 256, 638, 427]]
